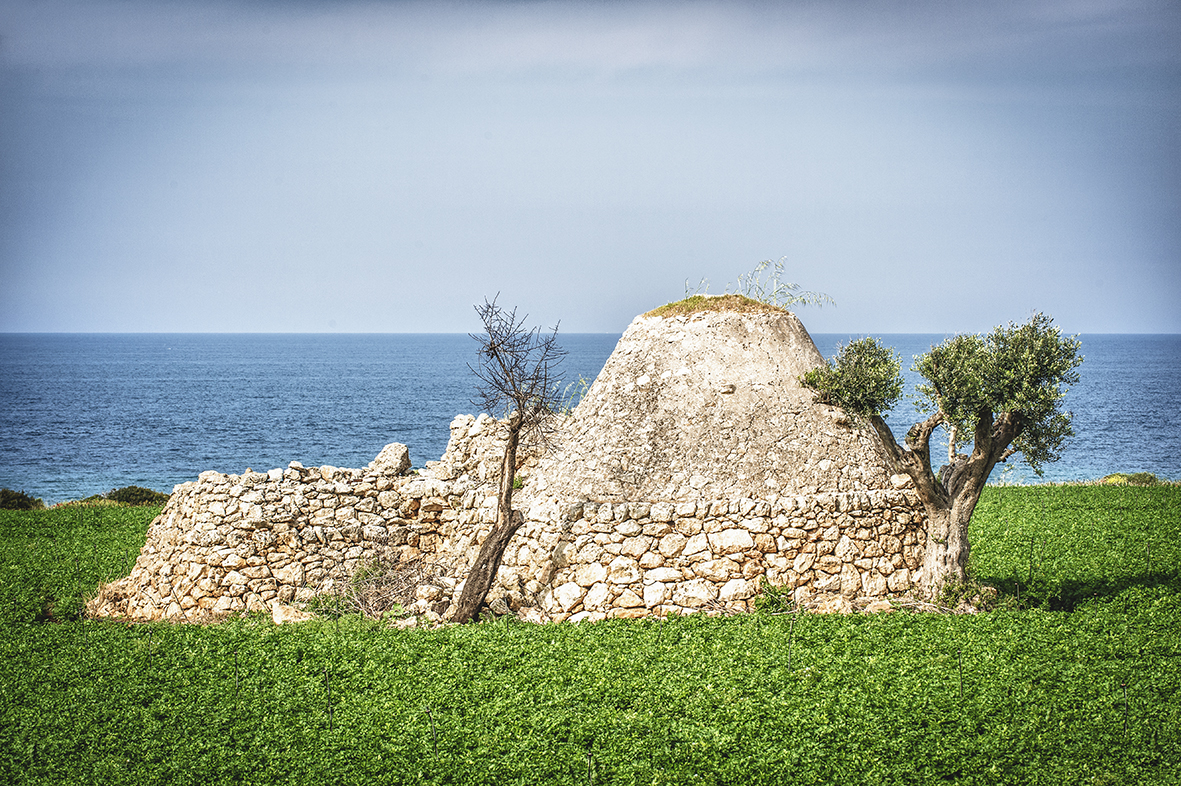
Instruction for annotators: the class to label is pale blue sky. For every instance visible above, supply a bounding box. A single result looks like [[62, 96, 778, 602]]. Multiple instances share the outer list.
[[1, 0, 1177, 334]]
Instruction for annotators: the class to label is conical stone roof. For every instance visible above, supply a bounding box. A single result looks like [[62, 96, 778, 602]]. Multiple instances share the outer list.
[[529, 303, 896, 503]]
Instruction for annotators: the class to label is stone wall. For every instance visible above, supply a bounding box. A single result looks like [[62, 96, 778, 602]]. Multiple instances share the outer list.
[[89, 412, 927, 623]]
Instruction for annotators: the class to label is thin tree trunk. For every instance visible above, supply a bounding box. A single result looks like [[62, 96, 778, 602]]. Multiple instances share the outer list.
[[450, 418, 522, 623]]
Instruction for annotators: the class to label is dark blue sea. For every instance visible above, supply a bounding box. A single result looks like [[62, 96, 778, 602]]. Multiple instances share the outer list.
[[1, 333, 1178, 504]]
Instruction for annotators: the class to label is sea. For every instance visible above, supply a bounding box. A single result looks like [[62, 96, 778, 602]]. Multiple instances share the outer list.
[[1, 333, 1178, 504]]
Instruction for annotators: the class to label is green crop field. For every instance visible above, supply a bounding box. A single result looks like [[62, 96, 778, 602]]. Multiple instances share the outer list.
[[1, 487, 1179, 785]]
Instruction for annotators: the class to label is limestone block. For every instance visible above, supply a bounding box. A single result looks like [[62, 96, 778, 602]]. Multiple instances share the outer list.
[[813, 595, 853, 614], [695, 558, 740, 581], [672, 579, 717, 607], [620, 536, 651, 558], [708, 529, 755, 555], [839, 564, 862, 597], [272, 602, 314, 625], [650, 502, 675, 522], [574, 562, 607, 587], [861, 570, 888, 597], [616, 520, 643, 537], [370, 443, 412, 476], [223, 570, 248, 586], [740, 517, 770, 534], [643, 582, 669, 606], [814, 571, 841, 593], [719, 578, 759, 602], [609, 607, 648, 619], [645, 567, 682, 582], [886, 568, 911, 592], [638, 552, 663, 569], [793, 552, 816, 573], [834, 535, 860, 562], [628, 502, 656, 519], [272, 562, 304, 585], [658, 533, 687, 558], [816, 555, 842, 574], [584, 582, 612, 610], [576, 540, 604, 563], [552, 581, 584, 613], [607, 556, 641, 584], [616, 588, 644, 608], [754, 533, 776, 553], [675, 501, 697, 518], [683, 533, 709, 557]]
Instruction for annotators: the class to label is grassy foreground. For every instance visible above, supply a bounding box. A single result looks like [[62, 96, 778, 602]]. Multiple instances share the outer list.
[[1, 487, 1179, 785]]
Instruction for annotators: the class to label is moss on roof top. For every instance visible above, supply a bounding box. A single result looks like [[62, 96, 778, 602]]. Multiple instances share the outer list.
[[644, 293, 788, 318]]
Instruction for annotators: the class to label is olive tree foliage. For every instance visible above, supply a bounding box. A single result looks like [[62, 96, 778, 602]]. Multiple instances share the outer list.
[[450, 297, 566, 624], [801, 313, 1083, 599]]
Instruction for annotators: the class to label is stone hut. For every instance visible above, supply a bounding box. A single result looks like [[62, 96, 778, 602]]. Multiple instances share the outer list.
[[88, 302, 926, 624]]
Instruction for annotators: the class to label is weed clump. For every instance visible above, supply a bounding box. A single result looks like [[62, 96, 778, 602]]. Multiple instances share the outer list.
[[646, 293, 785, 319]]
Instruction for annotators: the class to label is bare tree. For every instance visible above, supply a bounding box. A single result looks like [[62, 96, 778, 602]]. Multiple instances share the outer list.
[[450, 297, 565, 623]]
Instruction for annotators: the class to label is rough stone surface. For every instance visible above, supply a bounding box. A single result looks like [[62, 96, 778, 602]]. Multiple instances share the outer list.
[[87, 309, 927, 624]]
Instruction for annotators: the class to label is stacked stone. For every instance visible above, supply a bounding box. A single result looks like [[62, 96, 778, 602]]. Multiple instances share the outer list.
[[489, 488, 924, 623], [86, 438, 480, 621]]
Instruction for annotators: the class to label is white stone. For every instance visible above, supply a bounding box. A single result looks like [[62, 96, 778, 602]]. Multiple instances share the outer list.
[[584, 582, 612, 609], [658, 533, 687, 558], [707, 529, 755, 555], [695, 558, 740, 582], [643, 582, 669, 606], [574, 562, 607, 587], [840, 564, 862, 597], [683, 533, 710, 556], [861, 571, 888, 597], [886, 567, 911, 592], [553, 581, 584, 612], [719, 578, 759, 602], [672, 579, 717, 607], [644, 567, 682, 582], [607, 556, 642, 584]]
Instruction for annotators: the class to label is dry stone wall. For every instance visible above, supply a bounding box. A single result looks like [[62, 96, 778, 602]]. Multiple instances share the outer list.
[[88, 417, 515, 622], [90, 411, 926, 624]]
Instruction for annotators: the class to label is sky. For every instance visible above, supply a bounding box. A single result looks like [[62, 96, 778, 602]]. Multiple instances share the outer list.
[[1, 0, 1177, 335]]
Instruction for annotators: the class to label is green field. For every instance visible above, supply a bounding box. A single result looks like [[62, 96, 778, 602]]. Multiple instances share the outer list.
[[1, 487, 1179, 785]]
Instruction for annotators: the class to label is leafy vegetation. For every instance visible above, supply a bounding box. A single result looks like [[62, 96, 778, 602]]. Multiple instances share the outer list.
[[1, 486, 1179, 785], [0, 488, 45, 510], [1100, 472, 1170, 487], [84, 486, 172, 506], [0, 505, 157, 623]]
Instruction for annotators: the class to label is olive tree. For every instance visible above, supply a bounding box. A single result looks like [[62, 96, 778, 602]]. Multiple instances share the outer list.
[[450, 297, 565, 623], [801, 313, 1082, 599]]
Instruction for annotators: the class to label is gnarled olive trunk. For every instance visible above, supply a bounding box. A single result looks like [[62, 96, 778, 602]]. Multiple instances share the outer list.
[[916, 498, 977, 600], [868, 412, 1007, 601]]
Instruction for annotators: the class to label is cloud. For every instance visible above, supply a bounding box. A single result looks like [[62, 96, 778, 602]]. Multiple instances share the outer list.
[[3, 0, 1177, 82]]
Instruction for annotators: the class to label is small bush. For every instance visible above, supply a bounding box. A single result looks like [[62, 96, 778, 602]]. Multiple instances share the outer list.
[[0, 488, 45, 510], [1100, 472, 1165, 487], [85, 486, 171, 506]]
